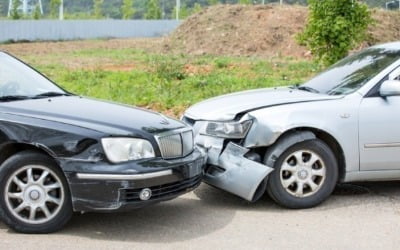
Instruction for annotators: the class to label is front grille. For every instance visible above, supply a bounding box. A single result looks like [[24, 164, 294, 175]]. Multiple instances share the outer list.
[[156, 129, 194, 159], [120, 175, 201, 202]]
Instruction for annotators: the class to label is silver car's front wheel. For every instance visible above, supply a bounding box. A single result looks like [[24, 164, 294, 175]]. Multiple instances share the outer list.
[[0, 151, 72, 233], [266, 139, 338, 209], [280, 150, 326, 198]]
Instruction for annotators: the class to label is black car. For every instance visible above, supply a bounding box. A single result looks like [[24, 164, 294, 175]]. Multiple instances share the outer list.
[[0, 52, 205, 233]]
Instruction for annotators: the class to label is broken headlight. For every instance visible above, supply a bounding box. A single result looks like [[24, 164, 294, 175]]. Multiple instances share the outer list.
[[101, 138, 155, 163], [203, 120, 252, 139]]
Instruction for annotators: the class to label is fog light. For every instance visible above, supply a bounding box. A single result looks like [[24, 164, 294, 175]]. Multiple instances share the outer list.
[[139, 188, 152, 201]]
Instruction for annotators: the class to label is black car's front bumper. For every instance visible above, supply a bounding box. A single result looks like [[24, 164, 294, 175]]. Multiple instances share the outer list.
[[61, 148, 206, 212]]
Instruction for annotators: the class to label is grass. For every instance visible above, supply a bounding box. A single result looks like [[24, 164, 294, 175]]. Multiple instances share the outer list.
[[20, 48, 320, 117]]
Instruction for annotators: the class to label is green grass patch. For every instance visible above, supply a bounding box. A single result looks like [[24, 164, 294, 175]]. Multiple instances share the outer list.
[[22, 49, 320, 116]]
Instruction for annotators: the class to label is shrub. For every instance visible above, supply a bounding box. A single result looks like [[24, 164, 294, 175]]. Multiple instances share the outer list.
[[298, 0, 373, 65]]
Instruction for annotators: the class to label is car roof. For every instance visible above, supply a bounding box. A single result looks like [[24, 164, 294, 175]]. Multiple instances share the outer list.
[[371, 41, 400, 50]]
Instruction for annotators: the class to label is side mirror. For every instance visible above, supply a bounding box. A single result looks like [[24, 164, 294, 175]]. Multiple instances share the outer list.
[[380, 80, 400, 97]]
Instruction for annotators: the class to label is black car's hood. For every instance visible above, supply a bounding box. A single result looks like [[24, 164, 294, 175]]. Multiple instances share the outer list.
[[0, 96, 185, 136]]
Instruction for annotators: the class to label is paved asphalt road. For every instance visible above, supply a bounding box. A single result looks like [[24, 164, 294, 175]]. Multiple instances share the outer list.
[[0, 182, 400, 250]]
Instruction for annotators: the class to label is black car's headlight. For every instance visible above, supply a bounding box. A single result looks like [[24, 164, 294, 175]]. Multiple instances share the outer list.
[[203, 120, 252, 139], [101, 138, 155, 163]]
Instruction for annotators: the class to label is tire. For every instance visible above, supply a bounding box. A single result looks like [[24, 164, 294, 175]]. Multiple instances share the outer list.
[[266, 139, 338, 209], [0, 150, 72, 233]]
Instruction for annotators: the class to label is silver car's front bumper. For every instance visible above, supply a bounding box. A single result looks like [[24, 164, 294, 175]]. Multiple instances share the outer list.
[[198, 135, 273, 201]]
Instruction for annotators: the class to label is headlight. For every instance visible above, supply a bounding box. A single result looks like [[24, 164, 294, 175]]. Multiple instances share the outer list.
[[203, 120, 252, 138], [101, 138, 155, 163]]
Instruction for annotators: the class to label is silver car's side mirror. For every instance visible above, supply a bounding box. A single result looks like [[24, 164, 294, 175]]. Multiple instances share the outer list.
[[380, 80, 400, 97]]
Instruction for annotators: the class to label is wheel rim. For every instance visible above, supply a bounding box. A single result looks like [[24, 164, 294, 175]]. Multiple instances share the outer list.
[[4, 165, 65, 225], [279, 150, 326, 198]]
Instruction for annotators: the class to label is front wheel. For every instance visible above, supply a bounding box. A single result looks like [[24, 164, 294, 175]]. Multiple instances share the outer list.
[[0, 151, 72, 233], [266, 139, 338, 209]]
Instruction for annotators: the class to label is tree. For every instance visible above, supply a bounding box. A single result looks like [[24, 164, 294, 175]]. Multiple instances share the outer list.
[[297, 0, 373, 65], [10, 0, 20, 19], [33, 4, 41, 19], [49, 0, 61, 19], [121, 0, 134, 19], [192, 3, 202, 14], [145, 0, 161, 19], [207, 0, 219, 5], [239, 0, 251, 4], [93, 0, 104, 19]]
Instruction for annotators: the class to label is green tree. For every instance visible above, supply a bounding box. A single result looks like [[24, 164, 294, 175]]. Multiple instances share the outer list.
[[239, 0, 251, 4], [192, 3, 202, 14], [207, 0, 219, 5], [33, 4, 41, 19], [93, 0, 104, 19], [297, 0, 373, 65], [145, 0, 161, 19], [0, 1, 3, 17], [121, 0, 134, 19], [179, 4, 189, 19], [49, 0, 61, 19], [10, 0, 20, 19]]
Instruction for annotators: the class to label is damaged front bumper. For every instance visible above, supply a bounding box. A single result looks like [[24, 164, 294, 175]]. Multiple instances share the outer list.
[[199, 136, 273, 202], [61, 148, 206, 212]]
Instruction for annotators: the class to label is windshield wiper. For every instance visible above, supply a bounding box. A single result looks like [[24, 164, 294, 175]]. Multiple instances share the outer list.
[[0, 95, 31, 102], [292, 84, 320, 93], [33, 91, 71, 98]]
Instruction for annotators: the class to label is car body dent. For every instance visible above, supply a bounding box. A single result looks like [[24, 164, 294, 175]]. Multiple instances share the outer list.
[[243, 94, 361, 173]]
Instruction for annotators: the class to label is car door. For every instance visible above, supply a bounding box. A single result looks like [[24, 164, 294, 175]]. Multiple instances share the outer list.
[[359, 67, 400, 171]]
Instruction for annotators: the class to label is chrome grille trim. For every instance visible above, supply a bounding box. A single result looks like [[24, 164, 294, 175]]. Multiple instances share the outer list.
[[155, 128, 194, 159]]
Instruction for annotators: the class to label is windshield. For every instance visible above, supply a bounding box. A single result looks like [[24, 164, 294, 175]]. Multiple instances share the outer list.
[[0, 52, 66, 99], [302, 47, 400, 95]]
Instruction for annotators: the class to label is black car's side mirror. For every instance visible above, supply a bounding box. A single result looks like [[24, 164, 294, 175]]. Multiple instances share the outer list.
[[380, 80, 400, 97]]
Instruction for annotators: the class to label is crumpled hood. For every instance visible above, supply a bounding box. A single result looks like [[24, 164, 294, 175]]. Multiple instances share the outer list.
[[185, 87, 342, 121], [0, 96, 185, 135]]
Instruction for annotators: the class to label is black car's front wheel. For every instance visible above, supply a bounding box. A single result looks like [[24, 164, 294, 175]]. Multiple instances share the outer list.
[[0, 151, 72, 233], [266, 139, 338, 209]]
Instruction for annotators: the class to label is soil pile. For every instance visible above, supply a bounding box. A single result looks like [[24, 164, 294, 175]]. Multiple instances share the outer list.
[[165, 4, 400, 58]]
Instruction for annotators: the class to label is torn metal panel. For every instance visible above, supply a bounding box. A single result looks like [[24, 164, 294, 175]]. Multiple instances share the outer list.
[[204, 142, 273, 201]]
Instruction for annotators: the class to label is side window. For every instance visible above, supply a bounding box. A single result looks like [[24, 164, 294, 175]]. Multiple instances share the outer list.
[[388, 66, 400, 81]]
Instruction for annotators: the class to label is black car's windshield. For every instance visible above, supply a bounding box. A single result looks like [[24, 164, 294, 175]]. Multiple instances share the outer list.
[[0, 52, 67, 100], [302, 47, 400, 95]]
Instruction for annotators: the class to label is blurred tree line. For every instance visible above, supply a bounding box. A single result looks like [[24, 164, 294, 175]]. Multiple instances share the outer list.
[[0, 0, 394, 19]]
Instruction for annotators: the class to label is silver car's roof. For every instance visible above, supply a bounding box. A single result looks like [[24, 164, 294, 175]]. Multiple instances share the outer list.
[[371, 41, 400, 50]]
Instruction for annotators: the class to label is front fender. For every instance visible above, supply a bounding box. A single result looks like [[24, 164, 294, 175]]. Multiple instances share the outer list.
[[241, 96, 360, 172]]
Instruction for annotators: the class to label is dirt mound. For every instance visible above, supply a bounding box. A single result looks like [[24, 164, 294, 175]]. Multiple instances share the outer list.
[[165, 4, 400, 58]]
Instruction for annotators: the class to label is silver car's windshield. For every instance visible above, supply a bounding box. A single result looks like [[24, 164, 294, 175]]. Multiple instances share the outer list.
[[0, 52, 66, 99], [302, 47, 400, 95]]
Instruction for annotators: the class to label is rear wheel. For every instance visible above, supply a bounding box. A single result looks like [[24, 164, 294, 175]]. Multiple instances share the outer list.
[[0, 151, 72, 233], [266, 139, 338, 209]]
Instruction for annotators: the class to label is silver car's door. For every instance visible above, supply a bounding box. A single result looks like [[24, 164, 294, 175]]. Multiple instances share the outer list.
[[359, 67, 400, 170]]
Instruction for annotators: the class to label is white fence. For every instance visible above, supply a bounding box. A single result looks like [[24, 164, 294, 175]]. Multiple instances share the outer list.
[[0, 20, 181, 42]]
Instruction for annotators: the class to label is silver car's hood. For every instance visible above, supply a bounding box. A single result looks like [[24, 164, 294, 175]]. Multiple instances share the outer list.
[[185, 87, 341, 121]]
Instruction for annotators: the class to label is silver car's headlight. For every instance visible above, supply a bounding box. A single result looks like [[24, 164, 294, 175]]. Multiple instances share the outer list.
[[101, 138, 155, 163], [203, 120, 252, 139]]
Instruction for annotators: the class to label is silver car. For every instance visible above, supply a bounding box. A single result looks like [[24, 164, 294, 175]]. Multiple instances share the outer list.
[[182, 42, 400, 208]]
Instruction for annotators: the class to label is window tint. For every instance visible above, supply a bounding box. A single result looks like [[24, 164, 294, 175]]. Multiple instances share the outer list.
[[0, 53, 64, 97], [303, 47, 400, 95]]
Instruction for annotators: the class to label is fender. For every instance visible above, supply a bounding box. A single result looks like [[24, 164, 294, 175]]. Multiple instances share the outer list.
[[264, 130, 316, 167]]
